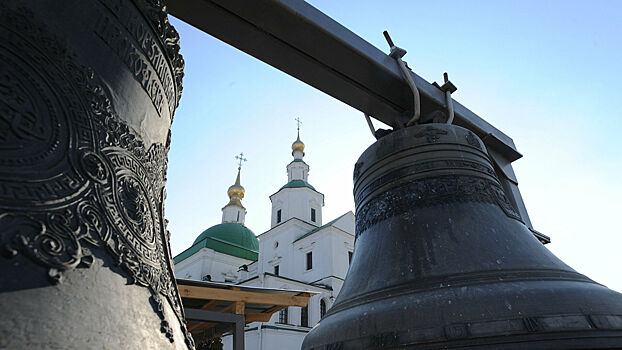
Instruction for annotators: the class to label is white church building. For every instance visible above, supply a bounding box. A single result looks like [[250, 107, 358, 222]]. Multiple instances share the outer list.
[[174, 131, 355, 350]]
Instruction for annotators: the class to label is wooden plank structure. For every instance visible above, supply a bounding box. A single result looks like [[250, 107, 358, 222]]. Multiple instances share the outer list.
[[177, 279, 313, 349]]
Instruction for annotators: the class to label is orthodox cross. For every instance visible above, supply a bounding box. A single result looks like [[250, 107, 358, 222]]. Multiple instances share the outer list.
[[295, 117, 302, 131], [235, 152, 247, 169]]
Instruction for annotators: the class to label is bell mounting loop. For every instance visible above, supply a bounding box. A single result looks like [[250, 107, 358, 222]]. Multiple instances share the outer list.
[[363, 113, 377, 138], [383, 30, 421, 127], [362, 31, 424, 139], [434, 72, 458, 124]]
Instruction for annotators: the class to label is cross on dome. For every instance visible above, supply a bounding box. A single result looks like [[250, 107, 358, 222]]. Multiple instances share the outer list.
[[295, 117, 302, 131], [235, 152, 247, 169], [292, 118, 305, 157], [222, 153, 247, 224], [228, 153, 246, 201]]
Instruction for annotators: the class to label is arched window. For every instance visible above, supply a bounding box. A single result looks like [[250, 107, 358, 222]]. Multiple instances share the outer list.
[[320, 299, 327, 319]]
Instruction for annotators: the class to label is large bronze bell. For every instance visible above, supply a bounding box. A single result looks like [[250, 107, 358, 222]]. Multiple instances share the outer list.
[[303, 124, 622, 349], [0, 1, 192, 348]]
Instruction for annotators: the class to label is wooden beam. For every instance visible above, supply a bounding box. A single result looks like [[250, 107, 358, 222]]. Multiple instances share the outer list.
[[248, 305, 285, 322], [178, 285, 310, 307], [221, 302, 237, 314], [200, 299, 222, 311], [245, 312, 272, 323], [234, 301, 245, 315], [220, 301, 246, 315]]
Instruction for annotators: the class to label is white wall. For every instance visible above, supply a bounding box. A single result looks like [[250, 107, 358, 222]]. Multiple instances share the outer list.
[[292, 213, 355, 286], [175, 248, 254, 282], [270, 188, 324, 228], [222, 324, 308, 350], [257, 219, 313, 276], [221, 203, 246, 224], [287, 161, 309, 182]]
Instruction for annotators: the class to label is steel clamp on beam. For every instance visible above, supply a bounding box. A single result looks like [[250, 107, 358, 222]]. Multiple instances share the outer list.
[[384, 30, 421, 127]]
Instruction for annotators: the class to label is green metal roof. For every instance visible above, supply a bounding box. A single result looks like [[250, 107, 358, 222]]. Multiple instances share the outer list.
[[290, 159, 306, 163], [174, 223, 258, 264], [293, 212, 349, 243], [279, 179, 317, 191]]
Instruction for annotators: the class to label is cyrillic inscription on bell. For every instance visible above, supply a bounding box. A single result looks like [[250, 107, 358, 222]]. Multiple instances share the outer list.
[[303, 123, 622, 349]]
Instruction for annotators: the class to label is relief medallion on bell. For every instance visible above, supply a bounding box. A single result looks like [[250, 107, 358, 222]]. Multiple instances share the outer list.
[[0, 4, 192, 347]]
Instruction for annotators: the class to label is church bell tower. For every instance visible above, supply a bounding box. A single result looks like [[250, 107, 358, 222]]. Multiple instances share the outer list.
[[222, 162, 247, 225], [270, 122, 324, 228]]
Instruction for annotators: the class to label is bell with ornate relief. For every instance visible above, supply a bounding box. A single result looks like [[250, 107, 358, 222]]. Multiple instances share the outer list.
[[303, 124, 622, 349], [0, 1, 192, 349]]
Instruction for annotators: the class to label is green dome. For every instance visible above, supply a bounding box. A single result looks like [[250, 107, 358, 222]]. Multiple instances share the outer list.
[[193, 222, 257, 247], [174, 223, 258, 264]]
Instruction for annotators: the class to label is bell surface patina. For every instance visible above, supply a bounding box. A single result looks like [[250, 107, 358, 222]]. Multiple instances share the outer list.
[[0, 1, 192, 348], [303, 124, 622, 349]]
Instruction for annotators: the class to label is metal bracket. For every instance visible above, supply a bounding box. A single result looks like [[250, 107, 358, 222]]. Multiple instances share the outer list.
[[364, 113, 377, 138], [433, 72, 458, 124], [383, 30, 420, 127]]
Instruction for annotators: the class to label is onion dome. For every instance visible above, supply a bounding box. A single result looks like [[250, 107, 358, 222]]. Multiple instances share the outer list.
[[292, 131, 305, 154], [226, 167, 245, 205]]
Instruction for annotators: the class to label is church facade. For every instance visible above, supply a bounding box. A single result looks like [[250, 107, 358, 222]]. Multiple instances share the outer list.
[[174, 131, 355, 350]]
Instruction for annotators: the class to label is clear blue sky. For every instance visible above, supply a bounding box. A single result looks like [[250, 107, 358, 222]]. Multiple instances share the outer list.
[[166, 1, 622, 292]]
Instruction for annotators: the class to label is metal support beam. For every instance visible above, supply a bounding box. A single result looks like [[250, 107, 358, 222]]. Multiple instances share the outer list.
[[166, 0, 519, 159], [234, 316, 244, 350], [185, 308, 246, 350], [185, 308, 243, 324], [166, 0, 547, 242]]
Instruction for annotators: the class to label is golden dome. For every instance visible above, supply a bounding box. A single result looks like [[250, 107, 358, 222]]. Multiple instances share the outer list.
[[227, 185, 245, 200], [227, 168, 245, 200], [292, 132, 305, 153]]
